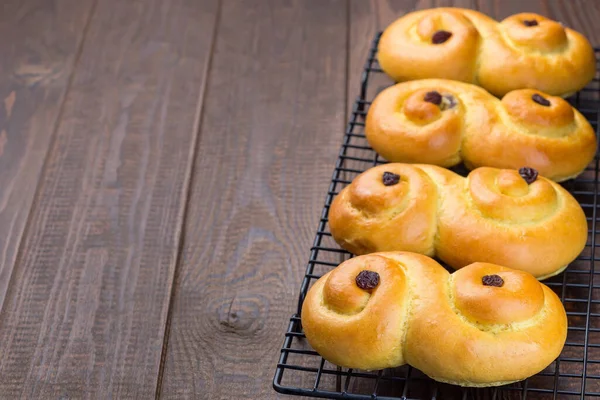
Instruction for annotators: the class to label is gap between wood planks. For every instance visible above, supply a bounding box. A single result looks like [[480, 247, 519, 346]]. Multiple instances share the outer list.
[[154, 0, 223, 398]]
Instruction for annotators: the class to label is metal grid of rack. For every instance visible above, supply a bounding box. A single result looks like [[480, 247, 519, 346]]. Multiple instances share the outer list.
[[273, 32, 600, 399]]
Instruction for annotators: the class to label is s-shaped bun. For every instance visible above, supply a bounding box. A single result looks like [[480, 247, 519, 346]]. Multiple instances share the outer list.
[[378, 8, 596, 97], [365, 80, 596, 182], [329, 164, 587, 279], [302, 252, 568, 386]]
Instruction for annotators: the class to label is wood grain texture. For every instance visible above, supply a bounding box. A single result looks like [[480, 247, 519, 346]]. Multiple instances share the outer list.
[[0, 0, 218, 397], [0, 0, 94, 314], [159, 0, 348, 398]]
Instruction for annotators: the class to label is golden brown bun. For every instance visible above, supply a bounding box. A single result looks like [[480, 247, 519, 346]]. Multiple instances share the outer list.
[[329, 164, 587, 278], [378, 8, 596, 97], [365, 80, 597, 182], [302, 252, 568, 386]]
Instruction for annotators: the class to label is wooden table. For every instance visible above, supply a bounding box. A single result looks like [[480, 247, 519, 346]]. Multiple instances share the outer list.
[[0, 0, 599, 398]]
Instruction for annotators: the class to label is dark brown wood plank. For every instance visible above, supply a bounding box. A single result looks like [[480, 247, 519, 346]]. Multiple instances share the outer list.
[[0, 0, 94, 312], [159, 0, 348, 398], [0, 0, 218, 397]]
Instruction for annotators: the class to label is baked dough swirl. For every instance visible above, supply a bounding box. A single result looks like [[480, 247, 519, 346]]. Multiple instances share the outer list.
[[302, 252, 568, 386], [378, 8, 596, 97], [329, 164, 587, 278], [365, 80, 597, 182]]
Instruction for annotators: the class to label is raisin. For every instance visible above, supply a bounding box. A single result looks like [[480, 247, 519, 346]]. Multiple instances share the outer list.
[[523, 19, 539, 27], [482, 274, 504, 287], [432, 30, 452, 44], [519, 167, 538, 184], [356, 270, 380, 290], [382, 171, 401, 186], [424, 91, 442, 105], [532, 93, 551, 107]]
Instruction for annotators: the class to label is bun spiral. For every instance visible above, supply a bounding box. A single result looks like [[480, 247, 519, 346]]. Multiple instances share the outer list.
[[365, 80, 597, 182], [378, 8, 596, 97], [302, 252, 568, 386], [329, 164, 587, 279]]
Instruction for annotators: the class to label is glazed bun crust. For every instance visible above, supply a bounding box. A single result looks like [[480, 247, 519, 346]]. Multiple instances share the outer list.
[[365, 80, 596, 182], [302, 253, 568, 386], [477, 13, 597, 97], [329, 164, 588, 279], [329, 163, 438, 256], [378, 8, 596, 97], [378, 9, 482, 83], [301, 254, 409, 370], [431, 166, 588, 278]]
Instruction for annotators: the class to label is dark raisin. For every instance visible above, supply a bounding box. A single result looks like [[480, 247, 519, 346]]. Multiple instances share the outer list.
[[532, 94, 551, 107], [356, 270, 380, 290], [432, 30, 452, 44], [382, 171, 401, 186], [423, 91, 442, 105], [518, 167, 538, 184], [523, 19, 538, 27], [482, 274, 504, 287], [440, 94, 457, 110]]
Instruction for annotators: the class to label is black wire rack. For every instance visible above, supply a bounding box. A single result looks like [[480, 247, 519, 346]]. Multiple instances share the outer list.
[[273, 32, 600, 400]]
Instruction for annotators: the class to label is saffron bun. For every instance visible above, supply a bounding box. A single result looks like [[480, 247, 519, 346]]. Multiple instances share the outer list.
[[378, 8, 596, 97], [302, 252, 568, 386], [365, 79, 596, 182], [329, 164, 588, 279]]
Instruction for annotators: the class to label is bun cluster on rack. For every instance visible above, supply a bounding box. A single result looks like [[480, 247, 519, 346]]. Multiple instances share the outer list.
[[378, 8, 596, 97], [302, 252, 568, 386], [329, 163, 588, 279], [296, 5, 598, 392], [366, 79, 597, 182]]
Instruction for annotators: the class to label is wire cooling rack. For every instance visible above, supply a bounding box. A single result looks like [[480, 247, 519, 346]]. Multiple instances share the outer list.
[[273, 32, 600, 400]]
